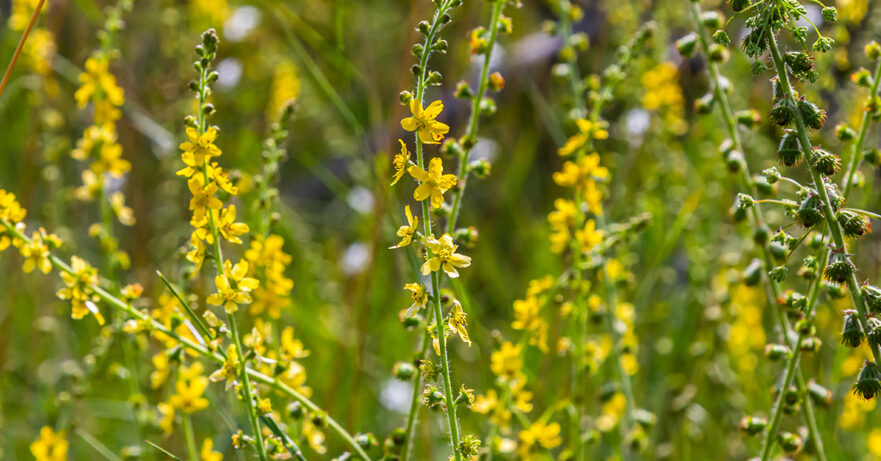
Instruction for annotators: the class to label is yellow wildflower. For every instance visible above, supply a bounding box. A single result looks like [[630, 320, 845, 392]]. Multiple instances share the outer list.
[[518, 421, 562, 458], [408, 157, 457, 208], [209, 345, 239, 390], [151, 352, 171, 389], [280, 326, 310, 361], [17, 230, 53, 274], [403, 283, 428, 318], [30, 426, 68, 461], [491, 342, 524, 382], [257, 398, 273, 414], [401, 99, 449, 144], [218, 205, 249, 244], [390, 205, 418, 249], [75, 57, 125, 123], [575, 219, 603, 252], [201, 438, 223, 461], [448, 299, 471, 346], [170, 362, 210, 414], [180, 126, 222, 165], [158, 401, 175, 435], [512, 296, 541, 332], [548, 198, 576, 253], [110, 191, 136, 226], [187, 175, 222, 222], [391, 139, 411, 185], [557, 118, 609, 157], [56, 256, 103, 324], [0, 189, 27, 225], [267, 60, 300, 119], [207, 260, 260, 313], [187, 237, 207, 272], [421, 233, 471, 278]]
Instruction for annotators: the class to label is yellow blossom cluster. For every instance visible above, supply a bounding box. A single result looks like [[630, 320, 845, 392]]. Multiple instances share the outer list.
[[29, 426, 67, 461], [511, 276, 555, 351], [641, 62, 688, 136], [244, 234, 294, 318], [8, 0, 55, 76]]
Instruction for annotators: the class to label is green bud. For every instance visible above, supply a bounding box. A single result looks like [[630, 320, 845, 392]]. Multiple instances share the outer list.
[[769, 265, 787, 282], [837, 210, 872, 238], [743, 259, 762, 286], [695, 93, 715, 114], [821, 6, 838, 23], [701, 11, 723, 28], [778, 431, 803, 454], [393, 361, 416, 380], [809, 148, 841, 176], [798, 99, 828, 130], [866, 317, 881, 349], [825, 250, 855, 284], [713, 30, 730, 47], [866, 41, 881, 60], [770, 99, 796, 127], [862, 284, 881, 314], [835, 122, 857, 141], [795, 194, 823, 228], [739, 416, 767, 436], [841, 309, 864, 348], [764, 343, 791, 361], [854, 361, 881, 400], [676, 33, 698, 57]]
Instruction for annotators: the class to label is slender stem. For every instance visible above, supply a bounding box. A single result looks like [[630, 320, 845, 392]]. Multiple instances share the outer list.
[[688, 3, 826, 458], [842, 57, 881, 198], [557, 0, 585, 114], [157, 270, 212, 340], [0, 219, 373, 460], [446, 0, 504, 234], [400, 309, 435, 461], [0, 0, 45, 99], [228, 312, 267, 461], [182, 414, 198, 461]]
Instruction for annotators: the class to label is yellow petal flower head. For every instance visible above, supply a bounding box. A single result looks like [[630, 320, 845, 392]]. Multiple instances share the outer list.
[[401, 99, 449, 144], [186, 236, 207, 272], [421, 233, 471, 278], [0, 189, 27, 224], [209, 344, 239, 390], [403, 282, 428, 318], [280, 326, 310, 361], [157, 401, 175, 435], [391, 139, 411, 185], [200, 438, 223, 461], [575, 219, 603, 252], [74, 56, 125, 124], [56, 256, 103, 324], [557, 118, 609, 157], [180, 126, 222, 165], [218, 205, 249, 244], [518, 421, 562, 458], [17, 230, 54, 274], [170, 362, 210, 414], [409, 157, 458, 209], [30, 426, 68, 461], [448, 299, 471, 346], [187, 175, 222, 222], [207, 260, 260, 313], [491, 341, 524, 382], [390, 205, 419, 249]]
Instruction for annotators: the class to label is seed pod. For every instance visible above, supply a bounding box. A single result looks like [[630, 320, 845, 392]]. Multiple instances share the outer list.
[[782, 387, 800, 414], [853, 361, 881, 400], [823, 281, 845, 298], [777, 129, 802, 166], [708, 44, 729, 62], [739, 416, 767, 436], [694, 93, 715, 114], [770, 99, 796, 126], [735, 110, 762, 128], [810, 148, 841, 176], [835, 122, 857, 141], [634, 408, 657, 428], [713, 30, 730, 47], [782, 290, 806, 312], [795, 194, 823, 228], [701, 11, 723, 28], [841, 309, 864, 348], [393, 361, 416, 380], [865, 317, 881, 349], [862, 284, 881, 314], [785, 51, 814, 78], [778, 431, 803, 454], [769, 265, 788, 283], [726, 149, 745, 173], [800, 336, 822, 352], [798, 98, 827, 130], [825, 250, 855, 283], [866, 41, 881, 60], [764, 343, 791, 361], [837, 210, 872, 238], [729, 0, 752, 12]]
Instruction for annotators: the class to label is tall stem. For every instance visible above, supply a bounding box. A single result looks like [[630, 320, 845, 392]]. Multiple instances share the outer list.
[[0, 0, 45, 98], [842, 57, 881, 198]]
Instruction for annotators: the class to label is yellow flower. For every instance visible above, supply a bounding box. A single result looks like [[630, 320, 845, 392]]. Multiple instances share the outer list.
[[56, 256, 103, 324], [448, 299, 471, 346], [401, 99, 449, 144], [512, 296, 541, 332], [491, 342, 524, 382], [280, 326, 310, 361], [218, 205, 249, 244], [17, 230, 53, 274], [557, 118, 609, 157], [391, 139, 411, 185], [518, 421, 562, 458], [151, 352, 171, 389], [187, 175, 222, 222], [408, 157, 457, 208], [0, 189, 27, 224], [170, 362, 210, 414], [207, 260, 260, 313], [421, 233, 471, 278], [201, 438, 223, 461], [552, 154, 608, 191], [548, 198, 577, 253], [180, 126, 222, 165], [868, 429, 881, 457], [209, 344, 239, 390], [473, 389, 498, 414], [390, 205, 418, 249], [514, 388, 534, 413], [268, 60, 300, 119], [30, 426, 68, 461], [575, 219, 603, 252], [257, 398, 273, 414], [110, 191, 136, 226], [158, 401, 175, 435], [403, 283, 428, 318], [75, 57, 125, 123], [187, 237, 207, 272]]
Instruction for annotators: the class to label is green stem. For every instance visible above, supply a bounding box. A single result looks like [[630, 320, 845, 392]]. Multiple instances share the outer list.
[[182, 414, 198, 461], [446, 0, 504, 234], [557, 0, 585, 114], [841, 55, 881, 198], [400, 309, 435, 461]]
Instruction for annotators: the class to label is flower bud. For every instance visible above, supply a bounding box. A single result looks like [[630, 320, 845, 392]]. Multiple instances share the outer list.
[[726, 149, 745, 173], [812, 37, 834, 53], [469, 159, 491, 178], [778, 431, 803, 454], [764, 343, 791, 361], [821, 6, 837, 23], [479, 97, 497, 116], [676, 33, 698, 57], [694, 93, 715, 114], [835, 122, 856, 141], [739, 416, 767, 436], [784, 51, 814, 80], [865, 317, 881, 349], [762, 167, 781, 184], [769, 265, 788, 283], [852, 68, 873, 88], [422, 384, 445, 409], [356, 433, 378, 450], [488, 72, 505, 92], [399, 91, 413, 104], [417, 20, 430, 35], [841, 309, 864, 348], [714, 30, 730, 47], [800, 336, 822, 352], [735, 109, 762, 128], [854, 361, 881, 400], [440, 138, 464, 158], [287, 401, 303, 419], [708, 44, 729, 62], [393, 361, 416, 380], [427, 71, 443, 86], [453, 226, 479, 247], [411, 43, 424, 57], [866, 41, 881, 60], [743, 259, 762, 286], [825, 250, 855, 283], [865, 148, 881, 166], [837, 210, 871, 238], [809, 148, 841, 176], [433, 39, 448, 53], [770, 99, 796, 126]]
